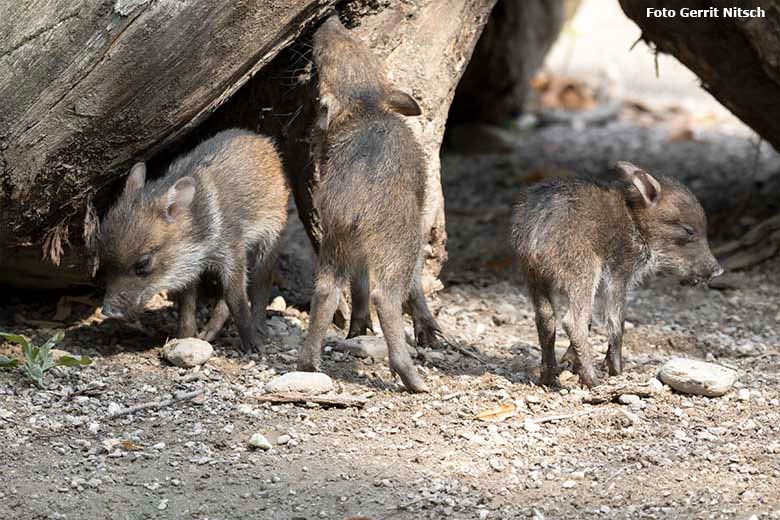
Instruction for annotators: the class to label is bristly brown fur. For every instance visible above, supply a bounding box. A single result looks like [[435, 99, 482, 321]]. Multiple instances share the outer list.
[[297, 16, 435, 393], [98, 129, 290, 353], [512, 162, 721, 388]]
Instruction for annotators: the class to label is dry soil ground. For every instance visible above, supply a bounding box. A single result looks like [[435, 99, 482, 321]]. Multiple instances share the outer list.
[[3, 3, 780, 519], [2, 107, 780, 519]]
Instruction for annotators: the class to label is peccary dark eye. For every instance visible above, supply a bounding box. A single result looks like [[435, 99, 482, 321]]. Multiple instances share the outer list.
[[681, 224, 696, 240], [134, 254, 152, 276]]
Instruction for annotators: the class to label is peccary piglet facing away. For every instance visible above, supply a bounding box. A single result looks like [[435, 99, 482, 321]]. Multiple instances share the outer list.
[[297, 16, 440, 392], [512, 162, 722, 387], [98, 129, 290, 353]]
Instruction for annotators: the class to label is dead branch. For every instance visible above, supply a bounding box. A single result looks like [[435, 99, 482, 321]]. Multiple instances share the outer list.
[[107, 388, 205, 419], [254, 392, 367, 408], [583, 382, 658, 404]]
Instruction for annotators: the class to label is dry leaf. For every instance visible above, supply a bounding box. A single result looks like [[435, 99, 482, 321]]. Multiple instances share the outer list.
[[474, 402, 517, 422], [121, 440, 144, 451]]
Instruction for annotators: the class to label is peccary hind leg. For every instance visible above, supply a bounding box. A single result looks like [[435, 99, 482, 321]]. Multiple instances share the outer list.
[[198, 300, 230, 342], [530, 283, 559, 386], [403, 259, 441, 349], [372, 285, 428, 393], [603, 279, 627, 376], [347, 268, 373, 338], [249, 245, 278, 337], [299, 265, 345, 372]]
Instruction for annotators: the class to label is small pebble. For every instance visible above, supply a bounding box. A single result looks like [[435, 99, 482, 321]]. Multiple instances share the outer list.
[[268, 296, 287, 312], [618, 394, 640, 405], [162, 338, 213, 368], [248, 433, 273, 451]]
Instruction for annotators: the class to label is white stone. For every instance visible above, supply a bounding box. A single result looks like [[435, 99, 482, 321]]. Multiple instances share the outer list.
[[523, 419, 541, 432], [647, 377, 664, 393], [562, 480, 576, 489], [248, 433, 272, 450], [658, 358, 737, 397], [162, 338, 213, 368], [618, 394, 640, 405], [332, 335, 416, 360], [268, 296, 287, 312], [264, 371, 334, 395], [277, 434, 291, 445], [737, 388, 751, 401]]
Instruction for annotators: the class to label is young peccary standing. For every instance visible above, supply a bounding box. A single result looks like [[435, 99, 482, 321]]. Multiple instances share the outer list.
[[512, 162, 722, 387], [98, 129, 290, 353], [297, 16, 441, 392]]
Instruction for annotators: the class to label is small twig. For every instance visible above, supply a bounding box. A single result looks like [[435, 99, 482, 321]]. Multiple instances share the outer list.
[[438, 333, 485, 363], [107, 388, 204, 419], [57, 382, 108, 404], [530, 408, 604, 425], [629, 34, 643, 52], [254, 392, 367, 408]]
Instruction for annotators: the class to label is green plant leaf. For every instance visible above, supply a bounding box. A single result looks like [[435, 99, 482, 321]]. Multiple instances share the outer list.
[[40, 332, 64, 351], [26, 364, 44, 387], [0, 332, 30, 349], [56, 355, 92, 367], [0, 355, 19, 368]]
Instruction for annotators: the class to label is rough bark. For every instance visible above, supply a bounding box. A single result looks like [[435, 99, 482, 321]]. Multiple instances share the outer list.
[[197, 0, 497, 306], [449, 0, 569, 124], [0, 0, 336, 287], [0, 0, 496, 291], [619, 0, 780, 151], [619, 0, 780, 269]]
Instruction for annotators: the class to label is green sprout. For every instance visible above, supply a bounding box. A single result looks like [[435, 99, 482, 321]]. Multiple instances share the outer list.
[[0, 331, 91, 388]]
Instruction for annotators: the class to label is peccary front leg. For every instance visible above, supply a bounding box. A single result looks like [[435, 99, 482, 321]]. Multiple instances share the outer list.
[[249, 245, 277, 337], [603, 279, 627, 376], [529, 283, 558, 386], [373, 286, 428, 393], [299, 266, 345, 372], [347, 267, 373, 338], [223, 253, 263, 354], [198, 299, 230, 342], [177, 284, 198, 338]]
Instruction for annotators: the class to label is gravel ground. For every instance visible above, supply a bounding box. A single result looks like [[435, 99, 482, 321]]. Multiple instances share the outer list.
[[2, 112, 780, 519], [4, 4, 780, 517]]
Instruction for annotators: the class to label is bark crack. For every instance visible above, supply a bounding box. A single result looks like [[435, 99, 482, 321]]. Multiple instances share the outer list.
[[0, 10, 80, 60]]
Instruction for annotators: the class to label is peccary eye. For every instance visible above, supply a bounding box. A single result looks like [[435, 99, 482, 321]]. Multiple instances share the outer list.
[[134, 254, 153, 277], [681, 224, 696, 240]]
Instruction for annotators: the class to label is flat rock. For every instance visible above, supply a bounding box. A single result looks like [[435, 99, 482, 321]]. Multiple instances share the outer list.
[[332, 335, 416, 360], [658, 358, 737, 397], [162, 338, 213, 368], [264, 371, 334, 395]]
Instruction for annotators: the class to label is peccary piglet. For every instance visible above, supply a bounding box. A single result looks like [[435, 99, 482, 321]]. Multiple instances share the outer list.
[[297, 16, 440, 392], [98, 129, 290, 353], [512, 162, 722, 387]]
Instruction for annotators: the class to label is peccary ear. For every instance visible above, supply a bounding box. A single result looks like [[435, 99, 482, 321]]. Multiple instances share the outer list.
[[616, 161, 661, 207], [385, 89, 421, 116], [164, 177, 196, 222], [317, 92, 341, 130], [124, 162, 146, 194]]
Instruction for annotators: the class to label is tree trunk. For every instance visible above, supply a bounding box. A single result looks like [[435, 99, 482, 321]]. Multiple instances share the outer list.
[[619, 0, 780, 270], [0, 0, 496, 291], [449, 0, 569, 124], [0, 0, 337, 286], [619, 0, 780, 151]]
